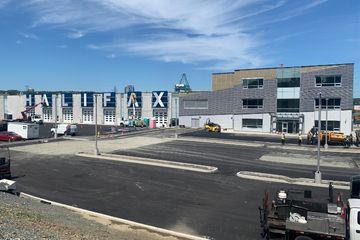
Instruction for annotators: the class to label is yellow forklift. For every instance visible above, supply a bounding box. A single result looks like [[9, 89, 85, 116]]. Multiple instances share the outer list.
[[204, 118, 221, 133]]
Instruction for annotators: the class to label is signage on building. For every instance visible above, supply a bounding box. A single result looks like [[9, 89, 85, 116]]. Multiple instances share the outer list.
[[41, 93, 52, 107], [152, 91, 168, 108], [62, 93, 73, 107], [127, 92, 142, 108], [81, 92, 94, 107], [354, 105, 360, 111], [25, 94, 35, 107], [103, 92, 116, 107]]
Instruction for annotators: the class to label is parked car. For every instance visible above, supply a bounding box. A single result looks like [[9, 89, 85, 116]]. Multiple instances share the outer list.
[[51, 124, 78, 136], [0, 131, 23, 141]]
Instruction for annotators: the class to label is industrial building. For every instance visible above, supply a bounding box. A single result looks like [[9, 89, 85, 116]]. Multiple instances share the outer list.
[[179, 63, 354, 134], [0, 90, 179, 127]]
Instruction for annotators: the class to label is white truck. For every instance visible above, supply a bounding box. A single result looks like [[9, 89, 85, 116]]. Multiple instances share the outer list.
[[51, 124, 78, 136], [30, 114, 43, 124], [259, 176, 360, 240], [7, 122, 39, 139]]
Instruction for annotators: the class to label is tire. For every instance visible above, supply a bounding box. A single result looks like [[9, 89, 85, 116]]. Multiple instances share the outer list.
[[294, 236, 314, 240]]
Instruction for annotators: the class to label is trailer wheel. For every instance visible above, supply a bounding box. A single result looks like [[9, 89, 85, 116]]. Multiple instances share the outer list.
[[294, 236, 314, 240]]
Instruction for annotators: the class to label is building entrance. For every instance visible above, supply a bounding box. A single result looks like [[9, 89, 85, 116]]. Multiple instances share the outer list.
[[276, 120, 299, 134]]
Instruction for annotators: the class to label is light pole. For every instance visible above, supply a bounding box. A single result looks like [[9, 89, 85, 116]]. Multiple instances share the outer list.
[[94, 94, 100, 155], [315, 92, 322, 183], [54, 94, 58, 139], [174, 97, 178, 139], [324, 98, 329, 149]]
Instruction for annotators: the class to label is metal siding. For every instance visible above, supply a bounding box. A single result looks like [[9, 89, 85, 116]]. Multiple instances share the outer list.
[[180, 78, 277, 116], [300, 64, 353, 112]]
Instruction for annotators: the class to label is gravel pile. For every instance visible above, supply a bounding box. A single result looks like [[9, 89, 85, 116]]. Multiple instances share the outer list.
[[0, 191, 185, 240]]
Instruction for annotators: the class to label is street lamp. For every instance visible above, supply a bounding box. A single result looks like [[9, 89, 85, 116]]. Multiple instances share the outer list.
[[54, 93, 58, 139], [315, 92, 322, 183], [174, 97, 178, 139], [94, 94, 100, 155], [324, 98, 329, 149]]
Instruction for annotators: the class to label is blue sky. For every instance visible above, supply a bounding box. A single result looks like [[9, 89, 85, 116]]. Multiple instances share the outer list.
[[0, 0, 359, 96]]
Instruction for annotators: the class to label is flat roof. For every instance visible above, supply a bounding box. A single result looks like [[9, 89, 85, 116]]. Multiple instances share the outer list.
[[212, 63, 354, 75]]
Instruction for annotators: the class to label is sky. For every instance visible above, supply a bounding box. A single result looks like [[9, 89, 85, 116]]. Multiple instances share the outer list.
[[0, 0, 359, 96]]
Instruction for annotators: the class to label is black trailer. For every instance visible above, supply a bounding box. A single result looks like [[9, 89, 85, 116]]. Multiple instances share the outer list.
[[0, 146, 11, 179], [259, 187, 347, 240]]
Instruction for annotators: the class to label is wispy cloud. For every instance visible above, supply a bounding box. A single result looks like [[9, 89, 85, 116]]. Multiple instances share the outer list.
[[57, 44, 68, 48], [0, 0, 11, 9], [19, 0, 328, 70], [18, 31, 39, 40], [67, 29, 85, 39], [106, 53, 117, 59]]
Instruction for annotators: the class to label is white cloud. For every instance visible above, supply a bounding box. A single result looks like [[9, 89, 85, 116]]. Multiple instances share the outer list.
[[18, 31, 39, 40], [57, 44, 68, 48], [106, 53, 117, 59], [0, 0, 11, 9], [20, 0, 328, 70], [67, 29, 85, 39]]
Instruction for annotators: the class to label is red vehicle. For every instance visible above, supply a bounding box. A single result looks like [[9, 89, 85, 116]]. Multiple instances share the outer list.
[[0, 131, 23, 141]]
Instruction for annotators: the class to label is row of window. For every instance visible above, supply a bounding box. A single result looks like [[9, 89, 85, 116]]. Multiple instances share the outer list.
[[184, 98, 341, 111], [241, 75, 342, 89], [241, 119, 341, 131]]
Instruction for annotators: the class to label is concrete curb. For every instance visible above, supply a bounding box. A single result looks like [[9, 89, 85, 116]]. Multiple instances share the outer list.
[[76, 153, 218, 173], [19, 192, 209, 240], [236, 171, 350, 190]]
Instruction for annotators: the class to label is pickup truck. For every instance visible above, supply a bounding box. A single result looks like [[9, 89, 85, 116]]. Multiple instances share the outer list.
[[259, 176, 360, 240], [51, 124, 78, 136]]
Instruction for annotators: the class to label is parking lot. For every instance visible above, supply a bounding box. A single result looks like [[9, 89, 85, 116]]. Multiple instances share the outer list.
[[4, 128, 358, 239]]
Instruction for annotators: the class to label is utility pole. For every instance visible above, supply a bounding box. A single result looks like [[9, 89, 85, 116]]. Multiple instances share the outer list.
[[174, 96, 178, 139], [324, 98, 329, 149], [94, 94, 100, 155], [315, 92, 322, 183], [54, 94, 58, 139]]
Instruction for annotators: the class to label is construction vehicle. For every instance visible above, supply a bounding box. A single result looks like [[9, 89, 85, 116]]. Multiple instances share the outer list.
[[259, 176, 360, 240], [319, 131, 346, 145], [204, 118, 221, 132], [175, 73, 191, 93], [19, 101, 45, 123], [0, 146, 11, 179]]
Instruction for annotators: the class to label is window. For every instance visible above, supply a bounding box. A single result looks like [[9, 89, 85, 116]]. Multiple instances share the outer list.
[[314, 121, 340, 131], [63, 108, 73, 122], [243, 99, 263, 109], [315, 98, 341, 109], [82, 109, 93, 123], [242, 119, 263, 128], [184, 100, 208, 109], [43, 108, 52, 122], [128, 110, 142, 119], [154, 110, 168, 125], [104, 109, 115, 124], [277, 99, 299, 112], [315, 75, 341, 87], [243, 78, 263, 89], [277, 78, 300, 88]]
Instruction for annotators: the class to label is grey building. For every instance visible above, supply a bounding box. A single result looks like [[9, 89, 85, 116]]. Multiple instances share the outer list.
[[179, 63, 354, 134]]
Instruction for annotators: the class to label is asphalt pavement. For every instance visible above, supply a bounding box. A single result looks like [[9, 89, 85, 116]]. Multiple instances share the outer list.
[[9, 134, 358, 240], [181, 130, 302, 145]]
